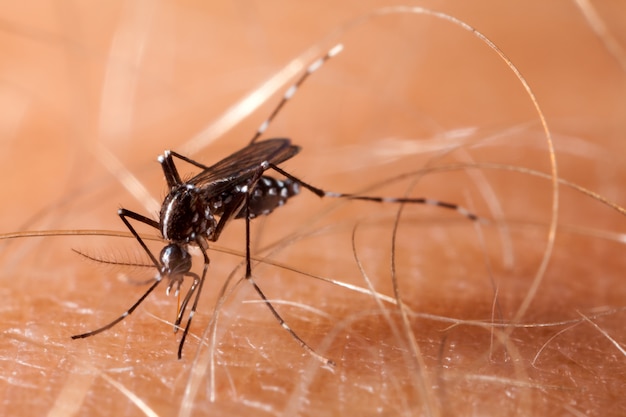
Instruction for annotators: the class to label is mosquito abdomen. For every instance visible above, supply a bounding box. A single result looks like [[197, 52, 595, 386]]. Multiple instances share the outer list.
[[239, 176, 300, 219]]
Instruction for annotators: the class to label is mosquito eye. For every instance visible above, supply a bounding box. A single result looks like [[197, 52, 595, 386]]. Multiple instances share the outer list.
[[160, 244, 192, 276]]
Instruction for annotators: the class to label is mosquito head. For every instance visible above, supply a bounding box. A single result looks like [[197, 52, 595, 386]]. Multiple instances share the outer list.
[[160, 185, 217, 243], [160, 243, 192, 277], [160, 243, 193, 297]]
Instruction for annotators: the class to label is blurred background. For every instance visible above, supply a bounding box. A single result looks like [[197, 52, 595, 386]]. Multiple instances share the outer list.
[[0, 1, 625, 416]]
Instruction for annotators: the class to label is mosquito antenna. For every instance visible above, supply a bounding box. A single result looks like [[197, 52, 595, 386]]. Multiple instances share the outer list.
[[72, 248, 153, 269], [249, 44, 344, 145]]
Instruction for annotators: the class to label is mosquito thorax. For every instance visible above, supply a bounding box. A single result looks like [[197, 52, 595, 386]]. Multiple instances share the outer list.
[[160, 184, 217, 243]]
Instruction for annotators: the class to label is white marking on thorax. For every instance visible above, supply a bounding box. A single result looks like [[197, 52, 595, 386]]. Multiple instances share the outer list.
[[161, 197, 178, 239]]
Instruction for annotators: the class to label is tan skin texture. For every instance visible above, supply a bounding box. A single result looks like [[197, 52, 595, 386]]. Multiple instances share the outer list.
[[1, 2, 626, 416]]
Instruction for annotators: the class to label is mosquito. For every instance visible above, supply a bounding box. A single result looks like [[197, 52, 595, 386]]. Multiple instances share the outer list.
[[71, 44, 479, 365]]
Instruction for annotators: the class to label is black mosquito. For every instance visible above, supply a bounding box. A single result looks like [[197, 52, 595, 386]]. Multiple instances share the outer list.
[[71, 44, 479, 365]]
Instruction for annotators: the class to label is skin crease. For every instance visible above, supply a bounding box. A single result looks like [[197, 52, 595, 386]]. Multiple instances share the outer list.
[[1, 1, 626, 416]]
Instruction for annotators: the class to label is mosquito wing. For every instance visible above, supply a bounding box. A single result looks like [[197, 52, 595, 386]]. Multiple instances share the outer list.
[[188, 138, 300, 195]]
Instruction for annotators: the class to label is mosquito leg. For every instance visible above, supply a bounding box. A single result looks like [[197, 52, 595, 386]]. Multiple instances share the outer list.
[[208, 191, 248, 242], [118, 208, 161, 267], [118, 208, 160, 230], [164, 150, 211, 171], [71, 278, 162, 339], [243, 193, 334, 366], [270, 164, 480, 222], [157, 151, 183, 188], [208, 165, 268, 242], [331, 194, 480, 221], [269, 164, 324, 197], [71, 209, 164, 340], [249, 44, 343, 145]]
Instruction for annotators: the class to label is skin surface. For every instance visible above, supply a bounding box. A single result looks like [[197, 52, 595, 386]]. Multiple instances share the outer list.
[[1, 1, 625, 416]]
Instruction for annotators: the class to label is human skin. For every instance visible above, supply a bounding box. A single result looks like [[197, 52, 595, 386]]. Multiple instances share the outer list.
[[0, 2, 625, 416]]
